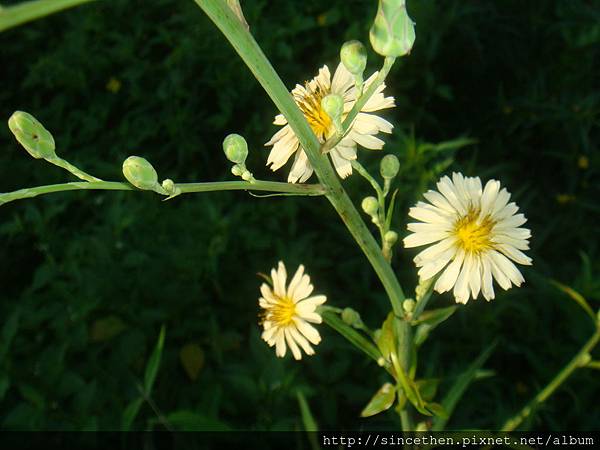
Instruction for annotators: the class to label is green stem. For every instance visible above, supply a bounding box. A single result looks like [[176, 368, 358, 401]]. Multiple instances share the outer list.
[[322, 56, 396, 154], [193, 0, 406, 316], [0, 0, 95, 32], [396, 319, 414, 431], [0, 180, 327, 206], [48, 157, 102, 182], [501, 326, 600, 431]]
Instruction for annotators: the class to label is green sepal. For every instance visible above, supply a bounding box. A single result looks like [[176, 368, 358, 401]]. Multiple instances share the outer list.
[[369, 0, 415, 58]]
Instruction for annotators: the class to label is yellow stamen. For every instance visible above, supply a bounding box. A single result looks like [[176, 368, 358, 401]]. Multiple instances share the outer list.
[[294, 81, 332, 141], [263, 296, 297, 327], [454, 209, 495, 253]]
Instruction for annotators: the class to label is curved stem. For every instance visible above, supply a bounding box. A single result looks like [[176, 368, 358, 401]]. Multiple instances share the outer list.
[[0, 180, 327, 206], [193, 0, 406, 316], [501, 325, 600, 431]]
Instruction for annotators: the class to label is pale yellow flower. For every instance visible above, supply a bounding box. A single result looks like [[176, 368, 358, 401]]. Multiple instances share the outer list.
[[265, 63, 395, 183], [404, 172, 532, 304], [259, 262, 326, 360]]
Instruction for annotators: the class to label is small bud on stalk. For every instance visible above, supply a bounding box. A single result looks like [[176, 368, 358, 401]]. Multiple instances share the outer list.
[[223, 133, 249, 165], [321, 94, 344, 137], [340, 40, 367, 92], [402, 298, 416, 313], [8, 111, 56, 160], [341, 307, 364, 329], [122, 156, 167, 194], [361, 196, 379, 217], [370, 0, 416, 58], [384, 230, 398, 246]]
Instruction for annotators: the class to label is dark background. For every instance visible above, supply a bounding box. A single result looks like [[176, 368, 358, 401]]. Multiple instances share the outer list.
[[0, 0, 598, 431]]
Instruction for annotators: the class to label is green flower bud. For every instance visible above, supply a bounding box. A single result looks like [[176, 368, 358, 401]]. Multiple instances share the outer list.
[[403, 298, 415, 313], [361, 196, 379, 216], [231, 165, 243, 176], [321, 94, 344, 122], [577, 352, 592, 367], [241, 170, 253, 181], [384, 230, 398, 246], [370, 0, 416, 58], [341, 307, 363, 328], [122, 156, 160, 191], [340, 40, 367, 76], [8, 111, 56, 160], [380, 154, 400, 180], [223, 133, 248, 165]]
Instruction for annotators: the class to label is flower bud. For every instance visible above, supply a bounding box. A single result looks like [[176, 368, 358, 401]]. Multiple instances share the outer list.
[[231, 165, 244, 176], [122, 156, 160, 191], [361, 196, 379, 216], [384, 230, 398, 246], [380, 154, 400, 180], [341, 307, 363, 328], [369, 0, 416, 58], [8, 111, 56, 160], [340, 40, 367, 76], [321, 94, 344, 122], [223, 133, 248, 165], [402, 298, 415, 313]]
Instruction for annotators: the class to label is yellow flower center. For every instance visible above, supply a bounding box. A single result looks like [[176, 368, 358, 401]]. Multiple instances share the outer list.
[[294, 81, 332, 141], [454, 209, 495, 253], [264, 295, 297, 327]]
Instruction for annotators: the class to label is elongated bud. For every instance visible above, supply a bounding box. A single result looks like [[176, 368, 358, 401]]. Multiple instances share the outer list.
[[321, 94, 344, 136], [8, 111, 56, 160], [122, 156, 164, 193], [370, 0, 416, 57], [380, 154, 400, 180], [340, 40, 367, 76], [361, 196, 379, 216], [321, 94, 344, 122], [223, 133, 248, 165]]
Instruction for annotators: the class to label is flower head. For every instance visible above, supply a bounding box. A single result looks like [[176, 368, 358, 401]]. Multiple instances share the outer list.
[[259, 262, 326, 360], [265, 63, 395, 183], [404, 172, 532, 304]]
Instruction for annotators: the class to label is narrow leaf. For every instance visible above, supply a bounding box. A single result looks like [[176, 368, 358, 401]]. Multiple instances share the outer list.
[[163, 410, 231, 431], [360, 382, 396, 418], [432, 340, 497, 431], [322, 311, 382, 363], [414, 306, 457, 347], [376, 312, 396, 358], [550, 279, 596, 323], [296, 390, 319, 431], [144, 325, 166, 395], [121, 397, 143, 431]]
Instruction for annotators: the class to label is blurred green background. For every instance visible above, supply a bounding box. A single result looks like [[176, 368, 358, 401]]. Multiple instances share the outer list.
[[0, 0, 599, 432]]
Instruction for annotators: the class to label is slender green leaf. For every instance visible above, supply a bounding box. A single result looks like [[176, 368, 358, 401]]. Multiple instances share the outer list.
[[375, 312, 396, 358], [322, 311, 381, 363], [162, 410, 231, 431], [296, 391, 318, 431], [121, 397, 143, 431], [414, 306, 458, 347], [550, 279, 596, 323], [390, 353, 431, 416], [360, 382, 396, 417], [432, 340, 497, 430], [144, 325, 166, 395], [0, 0, 95, 33]]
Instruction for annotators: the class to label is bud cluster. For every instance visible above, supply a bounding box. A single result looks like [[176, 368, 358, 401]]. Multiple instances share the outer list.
[[223, 133, 254, 182]]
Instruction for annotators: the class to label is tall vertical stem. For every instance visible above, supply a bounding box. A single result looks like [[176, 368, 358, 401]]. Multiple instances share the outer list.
[[193, 0, 406, 316]]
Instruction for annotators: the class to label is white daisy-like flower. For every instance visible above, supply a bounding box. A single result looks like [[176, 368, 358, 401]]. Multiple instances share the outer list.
[[259, 262, 327, 360], [404, 172, 533, 304], [265, 63, 395, 183]]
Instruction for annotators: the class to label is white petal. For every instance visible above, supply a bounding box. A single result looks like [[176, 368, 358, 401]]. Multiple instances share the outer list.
[[349, 130, 385, 150], [423, 190, 455, 213], [294, 318, 321, 345], [403, 231, 449, 248], [284, 328, 302, 360], [331, 62, 354, 94], [453, 253, 473, 304], [275, 329, 287, 357], [413, 237, 456, 265], [287, 264, 305, 299], [288, 149, 313, 183], [434, 249, 465, 293], [496, 243, 532, 266], [490, 250, 525, 286], [408, 205, 452, 224], [330, 149, 353, 178], [469, 256, 482, 300], [481, 256, 495, 301], [417, 245, 455, 280], [274, 114, 287, 125], [289, 326, 315, 356]]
